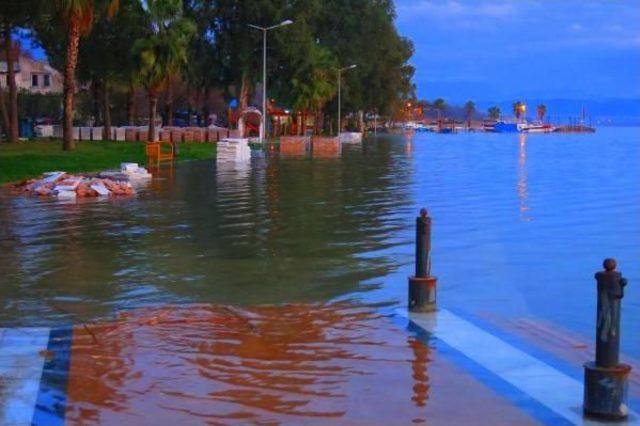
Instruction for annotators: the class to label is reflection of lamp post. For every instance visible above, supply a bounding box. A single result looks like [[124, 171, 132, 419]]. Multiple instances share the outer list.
[[249, 19, 293, 142], [337, 64, 357, 137]]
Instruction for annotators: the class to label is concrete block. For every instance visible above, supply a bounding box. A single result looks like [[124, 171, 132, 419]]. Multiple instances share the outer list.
[[312, 136, 341, 158], [125, 128, 137, 142], [91, 127, 104, 141]]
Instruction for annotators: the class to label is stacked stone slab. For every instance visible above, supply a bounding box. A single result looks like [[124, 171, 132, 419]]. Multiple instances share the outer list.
[[216, 138, 251, 164]]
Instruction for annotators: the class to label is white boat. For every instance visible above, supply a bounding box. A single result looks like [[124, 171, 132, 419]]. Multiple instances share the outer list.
[[522, 123, 555, 133]]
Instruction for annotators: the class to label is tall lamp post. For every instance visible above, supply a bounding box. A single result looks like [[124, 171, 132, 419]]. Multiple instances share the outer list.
[[248, 19, 293, 142], [337, 64, 357, 137]]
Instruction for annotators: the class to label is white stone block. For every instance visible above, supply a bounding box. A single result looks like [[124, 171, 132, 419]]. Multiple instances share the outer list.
[[91, 127, 104, 141], [114, 127, 126, 141], [80, 127, 92, 140]]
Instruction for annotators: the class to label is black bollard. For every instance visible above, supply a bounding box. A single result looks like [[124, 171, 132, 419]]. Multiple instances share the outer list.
[[583, 258, 632, 420], [408, 208, 437, 312]]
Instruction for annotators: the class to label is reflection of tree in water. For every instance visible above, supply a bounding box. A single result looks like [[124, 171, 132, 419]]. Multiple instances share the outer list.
[[65, 320, 134, 424], [150, 137, 413, 305], [0, 137, 414, 322], [63, 303, 430, 424]]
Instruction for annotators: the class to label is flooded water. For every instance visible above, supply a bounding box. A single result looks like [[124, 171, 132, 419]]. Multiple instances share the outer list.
[[2, 128, 640, 425], [1, 127, 639, 357]]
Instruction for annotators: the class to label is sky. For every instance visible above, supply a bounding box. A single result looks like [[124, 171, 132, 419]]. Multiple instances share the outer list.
[[394, 0, 640, 104]]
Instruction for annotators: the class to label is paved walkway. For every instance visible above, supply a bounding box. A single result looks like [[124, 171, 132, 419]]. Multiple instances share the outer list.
[[1, 304, 638, 425]]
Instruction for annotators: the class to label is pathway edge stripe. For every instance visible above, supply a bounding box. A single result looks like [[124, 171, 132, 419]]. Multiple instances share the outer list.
[[391, 315, 574, 426], [0, 327, 50, 426], [31, 326, 73, 426], [396, 308, 639, 425], [446, 307, 640, 412]]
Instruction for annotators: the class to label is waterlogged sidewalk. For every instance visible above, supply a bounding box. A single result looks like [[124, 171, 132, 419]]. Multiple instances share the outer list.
[[1, 303, 638, 425]]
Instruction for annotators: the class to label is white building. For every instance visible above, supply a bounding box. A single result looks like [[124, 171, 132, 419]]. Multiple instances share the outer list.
[[0, 54, 63, 94]]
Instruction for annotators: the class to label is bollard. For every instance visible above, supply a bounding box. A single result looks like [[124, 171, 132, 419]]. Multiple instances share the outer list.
[[583, 258, 631, 420], [408, 208, 437, 312]]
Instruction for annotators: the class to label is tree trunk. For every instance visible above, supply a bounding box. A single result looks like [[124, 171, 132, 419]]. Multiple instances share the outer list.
[[148, 89, 157, 142], [126, 82, 135, 126], [0, 87, 9, 141], [166, 77, 173, 126], [239, 71, 251, 111], [91, 78, 101, 125], [103, 79, 111, 140], [63, 20, 80, 151], [4, 24, 18, 143], [202, 87, 210, 126], [357, 110, 365, 133]]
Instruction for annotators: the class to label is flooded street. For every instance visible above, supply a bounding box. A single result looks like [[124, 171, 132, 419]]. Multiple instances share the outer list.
[[1, 127, 639, 424]]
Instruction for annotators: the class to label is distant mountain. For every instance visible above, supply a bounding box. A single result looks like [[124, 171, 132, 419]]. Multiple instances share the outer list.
[[476, 98, 640, 125]]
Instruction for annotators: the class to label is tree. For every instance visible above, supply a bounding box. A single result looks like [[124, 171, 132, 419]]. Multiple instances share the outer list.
[[55, 0, 119, 150], [0, 1, 42, 143], [433, 98, 446, 117], [487, 106, 501, 120], [536, 104, 547, 122], [464, 100, 475, 127], [313, 0, 414, 124], [290, 44, 337, 135], [77, 0, 147, 137], [133, 0, 195, 142], [513, 100, 525, 120]]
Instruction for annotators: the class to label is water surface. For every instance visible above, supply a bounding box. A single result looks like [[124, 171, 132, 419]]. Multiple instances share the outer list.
[[1, 127, 638, 356]]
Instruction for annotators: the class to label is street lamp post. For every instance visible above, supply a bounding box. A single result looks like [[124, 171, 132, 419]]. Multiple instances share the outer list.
[[337, 64, 357, 138], [248, 19, 293, 142]]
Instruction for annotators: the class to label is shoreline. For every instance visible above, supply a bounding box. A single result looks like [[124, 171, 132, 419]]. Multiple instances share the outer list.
[[0, 139, 216, 185]]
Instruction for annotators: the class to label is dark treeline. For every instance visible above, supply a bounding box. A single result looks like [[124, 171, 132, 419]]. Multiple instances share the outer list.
[[0, 0, 415, 149]]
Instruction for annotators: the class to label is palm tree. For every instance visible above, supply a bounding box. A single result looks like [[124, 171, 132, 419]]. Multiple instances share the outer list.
[[433, 98, 446, 114], [134, 0, 195, 142], [57, 0, 119, 150], [291, 45, 337, 135], [513, 101, 525, 120], [487, 106, 501, 120], [536, 104, 547, 122], [464, 100, 475, 128]]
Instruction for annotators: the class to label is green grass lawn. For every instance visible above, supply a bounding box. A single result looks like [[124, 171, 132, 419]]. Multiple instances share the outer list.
[[0, 140, 216, 184]]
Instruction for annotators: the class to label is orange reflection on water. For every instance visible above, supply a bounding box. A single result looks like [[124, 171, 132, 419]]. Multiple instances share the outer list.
[[517, 133, 532, 221], [65, 303, 433, 425]]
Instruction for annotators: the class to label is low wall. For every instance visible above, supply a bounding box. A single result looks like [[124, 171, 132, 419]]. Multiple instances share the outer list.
[[311, 136, 341, 158], [280, 136, 310, 156], [61, 126, 229, 143]]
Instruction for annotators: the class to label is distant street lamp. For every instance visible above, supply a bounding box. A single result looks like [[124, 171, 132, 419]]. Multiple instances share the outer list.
[[337, 64, 357, 137], [248, 19, 293, 142]]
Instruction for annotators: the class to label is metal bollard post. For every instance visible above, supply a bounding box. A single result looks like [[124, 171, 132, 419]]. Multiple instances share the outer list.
[[408, 208, 437, 312], [583, 258, 631, 420]]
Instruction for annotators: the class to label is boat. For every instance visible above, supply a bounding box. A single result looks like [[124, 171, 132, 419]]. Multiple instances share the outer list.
[[482, 120, 497, 132], [493, 121, 527, 133], [554, 125, 596, 133], [522, 123, 555, 133]]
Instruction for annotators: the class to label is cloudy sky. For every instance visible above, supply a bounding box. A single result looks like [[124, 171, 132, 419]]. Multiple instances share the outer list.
[[394, 0, 640, 103]]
